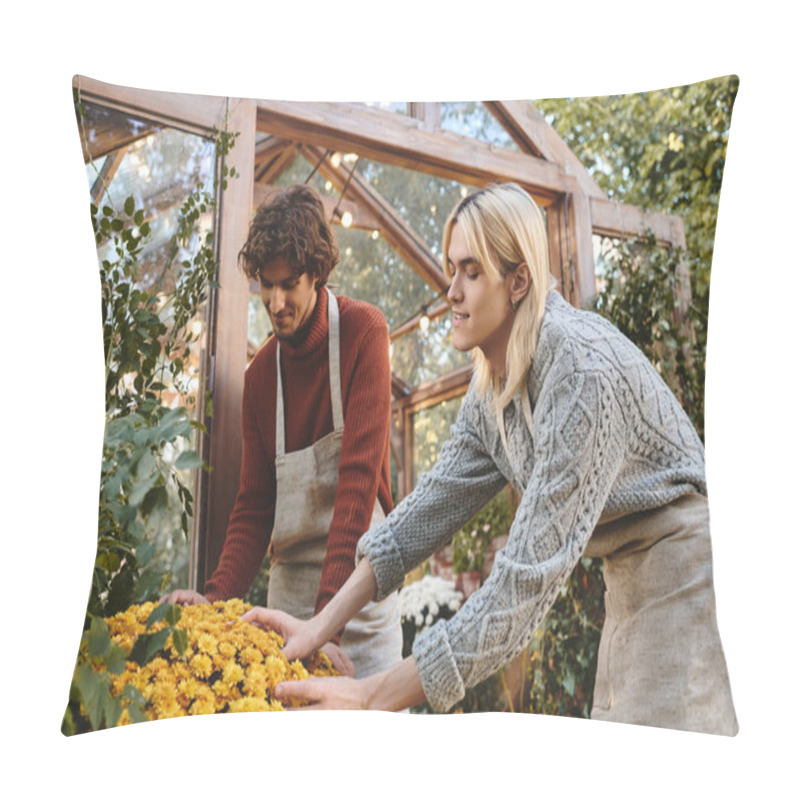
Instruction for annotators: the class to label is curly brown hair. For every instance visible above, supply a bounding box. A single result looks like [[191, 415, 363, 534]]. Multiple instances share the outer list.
[[238, 184, 339, 287]]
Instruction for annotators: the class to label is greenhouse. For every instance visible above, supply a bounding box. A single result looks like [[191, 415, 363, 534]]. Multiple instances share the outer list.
[[68, 73, 736, 727]]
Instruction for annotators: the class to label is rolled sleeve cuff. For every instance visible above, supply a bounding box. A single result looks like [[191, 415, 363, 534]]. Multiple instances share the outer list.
[[411, 620, 465, 713], [355, 522, 406, 601]]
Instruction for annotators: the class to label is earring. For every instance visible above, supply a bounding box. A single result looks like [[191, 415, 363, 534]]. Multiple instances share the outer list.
[[511, 297, 519, 312]]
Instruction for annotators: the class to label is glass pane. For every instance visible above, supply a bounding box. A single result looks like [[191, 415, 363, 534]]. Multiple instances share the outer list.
[[334, 226, 434, 330], [248, 293, 271, 353], [78, 100, 218, 590], [90, 132, 216, 295], [362, 101, 408, 114], [440, 102, 520, 151], [413, 395, 463, 485], [355, 158, 478, 257], [391, 317, 471, 387], [274, 153, 331, 190]]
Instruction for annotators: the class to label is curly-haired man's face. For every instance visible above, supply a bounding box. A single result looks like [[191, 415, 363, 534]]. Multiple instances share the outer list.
[[259, 256, 318, 341]]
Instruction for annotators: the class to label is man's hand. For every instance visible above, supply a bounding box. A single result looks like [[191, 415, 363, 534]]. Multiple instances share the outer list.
[[160, 589, 210, 606], [241, 607, 320, 662], [320, 642, 355, 678]]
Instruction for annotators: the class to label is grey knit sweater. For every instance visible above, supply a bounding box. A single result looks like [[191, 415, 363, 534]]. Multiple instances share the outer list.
[[356, 290, 706, 712]]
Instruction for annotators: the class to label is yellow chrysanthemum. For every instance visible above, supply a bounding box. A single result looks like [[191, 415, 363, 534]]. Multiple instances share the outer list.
[[189, 653, 214, 679], [222, 661, 245, 687], [75, 599, 338, 729], [229, 697, 275, 713]]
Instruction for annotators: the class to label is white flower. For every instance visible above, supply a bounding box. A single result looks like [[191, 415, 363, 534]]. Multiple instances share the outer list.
[[399, 575, 463, 632]]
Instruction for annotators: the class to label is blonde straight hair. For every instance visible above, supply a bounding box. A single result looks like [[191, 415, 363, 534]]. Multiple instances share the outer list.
[[442, 183, 553, 430]]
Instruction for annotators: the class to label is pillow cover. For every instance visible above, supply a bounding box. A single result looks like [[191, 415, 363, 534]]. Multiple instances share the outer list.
[[63, 75, 739, 736]]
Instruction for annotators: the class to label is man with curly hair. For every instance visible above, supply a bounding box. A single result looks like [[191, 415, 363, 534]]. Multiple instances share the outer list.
[[165, 185, 402, 679]]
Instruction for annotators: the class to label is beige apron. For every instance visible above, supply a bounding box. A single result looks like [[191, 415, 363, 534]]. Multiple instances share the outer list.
[[267, 289, 403, 679], [585, 493, 738, 735]]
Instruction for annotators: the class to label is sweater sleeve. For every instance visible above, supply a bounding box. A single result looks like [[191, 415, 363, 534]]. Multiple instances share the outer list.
[[356, 387, 508, 600], [412, 368, 627, 712], [203, 365, 275, 602], [313, 319, 393, 614]]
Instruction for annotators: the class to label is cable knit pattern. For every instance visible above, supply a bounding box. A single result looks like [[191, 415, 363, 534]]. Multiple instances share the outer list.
[[356, 290, 706, 712]]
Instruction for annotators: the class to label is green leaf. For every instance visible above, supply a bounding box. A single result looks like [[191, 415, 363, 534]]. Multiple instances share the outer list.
[[87, 615, 112, 659], [172, 627, 188, 657], [105, 643, 130, 676], [129, 626, 173, 666], [105, 696, 123, 728], [165, 603, 183, 626], [124, 196, 135, 216], [136, 539, 156, 566], [140, 486, 167, 518], [74, 664, 112, 730], [145, 602, 171, 628], [175, 450, 204, 470]]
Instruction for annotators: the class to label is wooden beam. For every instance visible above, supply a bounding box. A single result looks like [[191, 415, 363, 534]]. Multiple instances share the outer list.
[[590, 196, 683, 247], [409, 102, 441, 132], [391, 372, 412, 398], [571, 192, 597, 308], [254, 135, 293, 163], [301, 145, 450, 294], [74, 75, 231, 138], [389, 405, 410, 500], [389, 298, 450, 341], [90, 148, 126, 206], [79, 122, 160, 164], [486, 101, 607, 201], [254, 139, 298, 184], [406, 363, 473, 414], [402, 406, 414, 497], [194, 97, 257, 591], [547, 197, 573, 302], [255, 100, 580, 204]]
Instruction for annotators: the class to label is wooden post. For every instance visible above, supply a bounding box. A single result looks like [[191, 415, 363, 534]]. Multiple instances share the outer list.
[[192, 97, 256, 591], [570, 192, 597, 308], [546, 197, 573, 302]]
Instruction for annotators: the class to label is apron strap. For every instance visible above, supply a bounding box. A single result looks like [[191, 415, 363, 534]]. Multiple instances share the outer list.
[[275, 288, 344, 457], [327, 288, 344, 433]]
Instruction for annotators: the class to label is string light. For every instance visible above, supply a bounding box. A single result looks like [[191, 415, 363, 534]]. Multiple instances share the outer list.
[[330, 152, 360, 230]]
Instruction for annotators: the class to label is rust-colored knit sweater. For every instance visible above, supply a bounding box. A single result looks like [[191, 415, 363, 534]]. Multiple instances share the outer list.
[[203, 288, 393, 617]]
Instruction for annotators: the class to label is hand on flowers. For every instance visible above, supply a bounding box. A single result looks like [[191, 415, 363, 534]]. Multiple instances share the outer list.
[[241, 607, 317, 662], [320, 642, 355, 678], [160, 589, 210, 606], [274, 676, 367, 710]]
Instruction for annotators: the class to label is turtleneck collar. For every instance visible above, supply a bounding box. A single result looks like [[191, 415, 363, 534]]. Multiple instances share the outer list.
[[278, 285, 330, 360]]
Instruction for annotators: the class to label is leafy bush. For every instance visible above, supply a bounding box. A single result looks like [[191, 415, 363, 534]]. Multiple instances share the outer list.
[[64, 92, 239, 734]]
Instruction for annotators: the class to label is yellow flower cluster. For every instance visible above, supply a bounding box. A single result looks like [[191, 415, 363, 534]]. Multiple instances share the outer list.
[[93, 599, 336, 724]]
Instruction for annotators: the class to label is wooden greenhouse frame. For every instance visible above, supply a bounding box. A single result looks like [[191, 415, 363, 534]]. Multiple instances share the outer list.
[[73, 75, 691, 592]]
